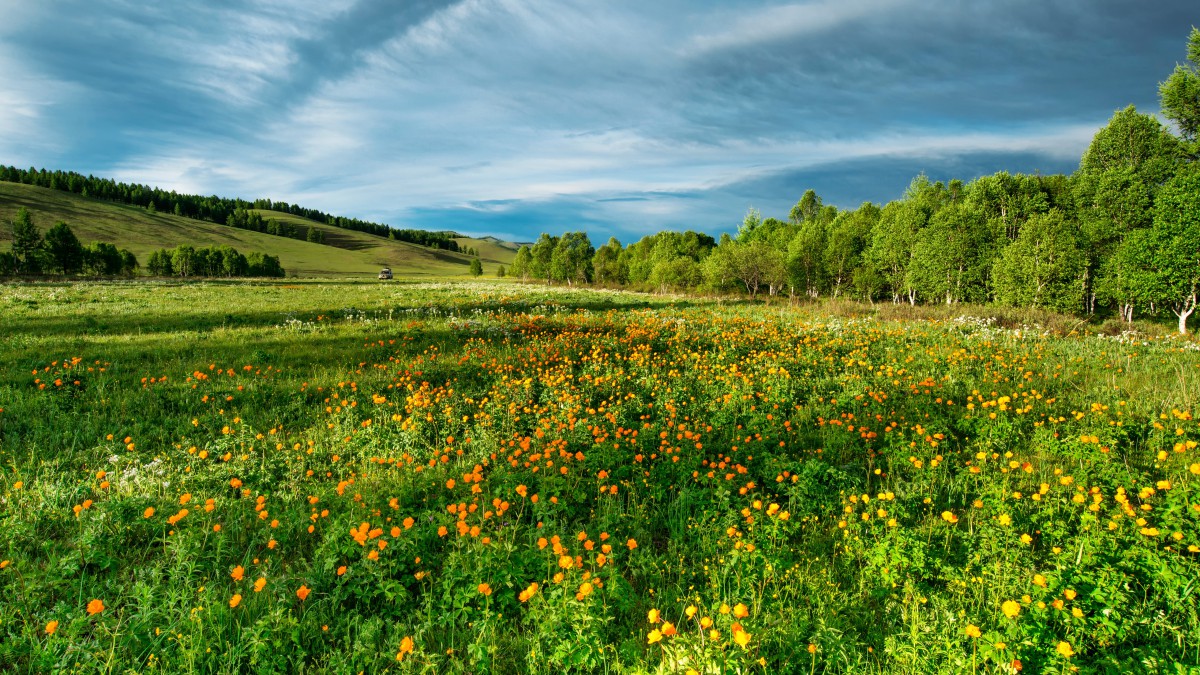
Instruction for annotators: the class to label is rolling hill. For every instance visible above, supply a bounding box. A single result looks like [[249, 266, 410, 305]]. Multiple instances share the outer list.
[[0, 182, 516, 277]]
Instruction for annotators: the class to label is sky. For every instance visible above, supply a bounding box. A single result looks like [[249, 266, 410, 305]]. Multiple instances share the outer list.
[[0, 1, 1195, 243]]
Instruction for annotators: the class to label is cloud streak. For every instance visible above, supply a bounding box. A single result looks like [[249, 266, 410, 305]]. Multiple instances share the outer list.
[[0, 0, 1194, 241]]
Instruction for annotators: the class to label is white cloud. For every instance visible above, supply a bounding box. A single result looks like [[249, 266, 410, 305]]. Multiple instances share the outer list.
[[686, 0, 914, 55]]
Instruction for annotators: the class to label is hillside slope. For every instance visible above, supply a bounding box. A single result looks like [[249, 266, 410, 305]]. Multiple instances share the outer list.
[[0, 182, 514, 277]]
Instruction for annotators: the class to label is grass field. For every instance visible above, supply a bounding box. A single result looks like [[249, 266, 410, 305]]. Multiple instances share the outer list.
[[0, 183, 514, 277], [1, 280, 1199, 674]]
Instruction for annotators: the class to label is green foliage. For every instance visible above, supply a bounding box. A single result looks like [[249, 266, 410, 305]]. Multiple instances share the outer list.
[[1159, 27, 1200, 147], [550, 232, 594, 285], [992, 210, 1086, 312], [511, 246, 532, 281], [1145, 166, 1200, 332], [469, 257, 483, 277], [43, 221, 85, 274], [9, 206, 42, 274]]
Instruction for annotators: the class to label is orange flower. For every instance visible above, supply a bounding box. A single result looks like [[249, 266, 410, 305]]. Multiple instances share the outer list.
[[941, 510, 958, 524], [518, 582, 539, 602], [733, 603, 749, 618], [558, 555, 574, 570], [337, 566, 347, 576], [733, 626, 751, 649], [296, 585, 311, 601], [229, 594, 242, 608], [86, 599, 104, 615], [253, 578, 267, 592], [626, 538, 637, 550], [396, 636, 415, 661], [143, 507, 155, 519], [661, 622, 677, 637], [478, 583, 493, 596], [231, 565, 245, 581], [575, 582, 594, 600], [45, 620, 59, 635]]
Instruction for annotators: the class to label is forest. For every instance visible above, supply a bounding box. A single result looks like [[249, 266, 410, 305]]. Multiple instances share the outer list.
[[510, 29, 1200, 332]]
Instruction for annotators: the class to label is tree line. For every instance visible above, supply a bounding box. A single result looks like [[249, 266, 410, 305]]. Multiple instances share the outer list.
[[508, 28, 1200, 333], [2, 208, 285, 278], [0, 167, 459, 251], [146, 245, 284, 278], [1, 208, 137, 276]]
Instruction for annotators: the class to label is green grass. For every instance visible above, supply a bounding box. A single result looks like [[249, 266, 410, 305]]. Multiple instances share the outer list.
[[0, 183, 515, 277], [1, 280, 1199, 674]]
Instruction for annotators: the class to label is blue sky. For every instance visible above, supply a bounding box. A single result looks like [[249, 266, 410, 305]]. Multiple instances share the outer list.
[[0, 1, 1194, 243]]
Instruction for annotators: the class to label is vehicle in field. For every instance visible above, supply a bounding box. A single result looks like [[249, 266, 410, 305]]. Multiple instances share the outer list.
[[378, 268, 393, 280]]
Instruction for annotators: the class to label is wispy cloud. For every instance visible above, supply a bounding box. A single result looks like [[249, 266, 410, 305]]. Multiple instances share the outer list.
[[1, 0, 1193, 240]]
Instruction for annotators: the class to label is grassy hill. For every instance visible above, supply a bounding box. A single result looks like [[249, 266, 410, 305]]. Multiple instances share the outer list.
[[0, 182, 516, 277]]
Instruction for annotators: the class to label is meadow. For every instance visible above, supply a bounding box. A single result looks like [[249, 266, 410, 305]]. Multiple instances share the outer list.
[[1, 279, 1198, 674]]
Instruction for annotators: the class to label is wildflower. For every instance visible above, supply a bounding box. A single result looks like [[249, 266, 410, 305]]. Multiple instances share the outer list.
[[733, 602, 749, 618], [519, 582, 539, 602], [1020, 533, 1032, 544], [45, 620, 59, 635], [647, 629, 663, 644], [396, 636, 414, 661], [1056, 641, 1074, 658], [558, 555, 574, 569], [941, 511, 958, 524], [648, 608, 660, 623], [1063, 589, 1076, 601], [732, 623, 751, 648], [337, 566, 347, 576], [576, 582, 594, 600], [1032, 574, 1046, 587], [143, 507, 155, 518], [965, 624, 981, 638], [231, 565, 245, 581], [1002, 600, 1020, 618], [662, 622, 677, 637], [229, 594, 242, 608], [87, 599, 105, 615], [478, 583, 492, 596], [626, 538, 637, 550], [296, 585, 311, 601], [253, 578, 266, 592]]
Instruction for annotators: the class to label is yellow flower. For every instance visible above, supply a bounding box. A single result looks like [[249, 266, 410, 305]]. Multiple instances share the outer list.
[[1001, 600, 1020, 618], [733, 602, 749, 618], [965, 624, 981, 638], [733, 626, 751, 649], [647, 629, 663, 644], [648, 608, 660, 623], [941, 511, 958, 524], [1056, 641, 1074, 658], [1019, 533, 1032, 544], [1033, 574, 1047, 587]]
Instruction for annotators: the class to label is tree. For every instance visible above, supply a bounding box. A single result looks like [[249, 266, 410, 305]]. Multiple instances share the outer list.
[[511, 246, 532, 281], [172, 245, 197, 277], [1159, 27, 1200, 151], [83, 242, 123, 276], [43, 221, 84, 274], [496, 264, 506, 278], [592, 237, 626, 286], [469, 258, 483, 277], [9, 207, 42, 274], [529, 234, 559, 284], [708, 238, 784, 297], [786, 218, 827, 298], [550, 232, 594, 285], [991, 210, 1086, 312], [119, 249, 139, 277], [1144, 167, 1200, 333], [907, 202, 996, 304], [823, 203, 879, 298]]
